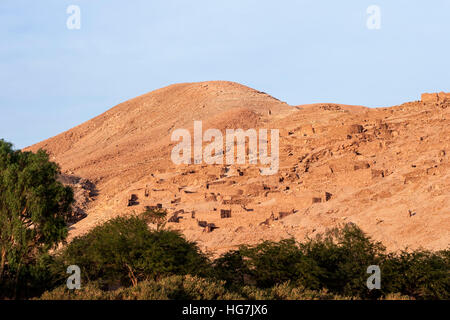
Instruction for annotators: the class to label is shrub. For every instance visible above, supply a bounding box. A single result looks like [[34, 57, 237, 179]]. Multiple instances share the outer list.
[[55, 212, 210, 288], [113, 275, 242, 300], [299, 224, 386, 298], [38, 275, 242, 300], [213, 224, 448, 300], [22, 210, 450, 300], [240, 282, 350, 300], [214, 239, 323, 289], [381, 249, 449, 300], [141, 207, 167, 229], [214, 224, 385, 298], [212, 249, 250, 289], [37, 282, 106, 300]]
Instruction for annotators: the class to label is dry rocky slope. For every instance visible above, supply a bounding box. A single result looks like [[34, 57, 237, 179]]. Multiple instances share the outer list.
[[26, 82, 450, 255]]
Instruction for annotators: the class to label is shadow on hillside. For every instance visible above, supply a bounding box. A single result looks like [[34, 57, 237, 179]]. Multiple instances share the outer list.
[[59, 173, 99, 226]]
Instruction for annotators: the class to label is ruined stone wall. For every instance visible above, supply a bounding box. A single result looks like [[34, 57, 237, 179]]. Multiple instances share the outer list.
[[421, 92, 450, 103]]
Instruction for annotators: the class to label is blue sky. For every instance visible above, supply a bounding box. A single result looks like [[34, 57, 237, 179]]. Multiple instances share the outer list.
[[1, 0, 449, 149]]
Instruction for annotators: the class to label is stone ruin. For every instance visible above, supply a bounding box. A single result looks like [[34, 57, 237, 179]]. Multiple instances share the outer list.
[[145, 203, 163, 211], [127, 194, 139, 206], [195, 220, 218, 232], [421, 92, 450, 103], [220, 209, 232, 218], [205, 223, 218, 233], [198, 220, 208, 228], [168, 214, 181, 223], [278, 211, 293, 219], [311, 191, 333, 204]]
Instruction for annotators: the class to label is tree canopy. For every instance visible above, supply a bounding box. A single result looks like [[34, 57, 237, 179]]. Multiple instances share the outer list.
[[0, 140, 73, 297]]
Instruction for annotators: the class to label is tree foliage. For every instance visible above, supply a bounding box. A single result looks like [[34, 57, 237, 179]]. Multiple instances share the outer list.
[[381, 249, 449, 299], [0, 140, 73, 298], [56, 212, 210, 288]]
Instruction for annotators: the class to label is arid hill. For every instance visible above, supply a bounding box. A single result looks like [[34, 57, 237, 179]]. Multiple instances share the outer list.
[[26, 81, 450, 255]]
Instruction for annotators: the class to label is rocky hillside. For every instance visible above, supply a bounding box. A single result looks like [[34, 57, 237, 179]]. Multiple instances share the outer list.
[[26, 82, 450, 255]]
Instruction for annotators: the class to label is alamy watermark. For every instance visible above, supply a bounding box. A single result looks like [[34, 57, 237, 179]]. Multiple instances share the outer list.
[[171, 121, 279, 175], [66, 265, 81, 289], [366, 5, 381, 30], [66, 5, 81, 30], [366, 265, 381, 290]]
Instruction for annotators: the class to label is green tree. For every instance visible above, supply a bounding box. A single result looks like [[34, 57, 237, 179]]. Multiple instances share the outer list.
[[141, 207, 167, 229], [0, 139, 73, 298], [381, 249, 450, 299], [213, 239, 323, 290], [213, 249, 250, 289], [239, 239, 324, 289], [300, 224, 385, 298], [214, 224, 386, 298], [57, 212, 211, 288]]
